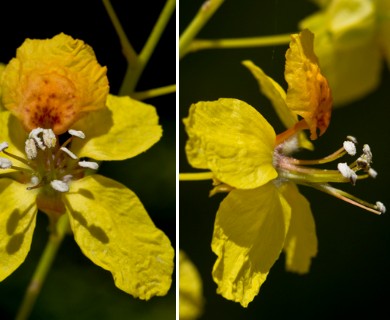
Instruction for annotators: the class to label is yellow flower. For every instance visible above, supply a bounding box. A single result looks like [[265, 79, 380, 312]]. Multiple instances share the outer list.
[[299, 0, 390, 105], [0, 34, 174, 300], [183, 30, 385, 307], [179, 250, 204, 320]]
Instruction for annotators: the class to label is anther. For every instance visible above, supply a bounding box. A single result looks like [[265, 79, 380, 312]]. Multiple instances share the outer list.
[[29, 128, 45, 150], [42, 129, 56, 148], [78, 160, 99, 170], [25, 139, 38, 159], [50, 180, 69, 193], [363, 144, 372, 161], [346, 136, 358, 144], [343, 140, 356, 156], [376, 201, 386, 214], [368, 168, 378, 178], [60, 147, 78, 160], [68, 129, 85, 139], [0, 158, 12, 169], [337, 162, 357, 184], [0, 142, 9, 152]]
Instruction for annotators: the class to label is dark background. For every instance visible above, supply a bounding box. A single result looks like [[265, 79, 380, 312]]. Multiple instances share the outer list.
[[0, 1, 175, 319], [180, 0, 390, 319]]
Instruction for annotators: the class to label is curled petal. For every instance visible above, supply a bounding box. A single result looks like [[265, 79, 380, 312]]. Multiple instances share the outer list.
[[212, 184, 291, 307], [0, 179, 37, 281], [184, 98, 277, 189], [285, 29, 332, 140], [243, 60, 313, 150], [71, 94, 162, 161], [65, 175, 174, 300], [2, 33, 109, 134]]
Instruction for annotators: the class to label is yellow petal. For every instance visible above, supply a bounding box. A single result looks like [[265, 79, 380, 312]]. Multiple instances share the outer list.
[[65, 174, 174, 300], [0, 111, 28, 174], [0, 179, 37, 281], [211, 183, 291, 307], [279, 183, 318, 274], [2, 33, 109, 134], [0, 63, 6, 111], [183, 98, 277, 189], [285, 29, 332, 140], [179, 250, 204, 320], [300, 1, 381, 106], [242, 60, 313, 150], [71, 94, 162, 161]]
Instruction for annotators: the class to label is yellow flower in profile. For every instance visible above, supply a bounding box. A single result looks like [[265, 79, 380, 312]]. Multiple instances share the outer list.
[[183, 30, 385, 307], [300, 0, 390, 105], [179, 250, 204, 320], [0, 33, 174, 300]]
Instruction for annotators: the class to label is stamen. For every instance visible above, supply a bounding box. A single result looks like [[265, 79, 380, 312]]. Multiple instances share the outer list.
[[376, 202, 386, 214], [68, 129, 85, 139], [25, 139, 38, 159], [50, 180, 69, 193], [42, 129, 56, 148], [343, 140, 356, 156], [0, 142, 9, 152], [60, 147, 78, 160], [0, 158, 12, 169], [30, 176, 39, 186], [337, 162, 357, 185], [368, 168, 378, 178], [78, 160, 99, 170], [29, 128, 45, 150], [346, 136, 358, 144]]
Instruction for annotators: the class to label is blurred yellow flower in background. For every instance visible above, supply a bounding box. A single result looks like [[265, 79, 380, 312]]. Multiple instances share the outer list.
[[300, 0, 390, 105], [179, 250, 204, 320]]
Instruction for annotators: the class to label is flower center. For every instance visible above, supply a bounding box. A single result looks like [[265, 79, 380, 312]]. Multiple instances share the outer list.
[[274, 135, 385, 215], [0, 128, 98, 194]]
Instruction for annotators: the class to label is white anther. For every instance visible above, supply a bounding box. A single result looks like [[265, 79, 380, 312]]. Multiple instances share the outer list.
[[60, 147, 78, 160], [337, 162, 357, 184], [346, 136, 358, 144], [343, 141, 356, 156], [50, 180, 69, 193], [42, 129, 56, 148], [68, 129, 85, 139], [0, 157, 12, 169], [30, 176, 39, 186], [29, 128, 45, 150], [25, 139, 38, 159], [0, 142, 9, 152], [78, 160, 99, 170], [368, 168, 378, 178], [376, 201, 386, 214], [62, 174, 73, 183], [363, 144, 372, 159]]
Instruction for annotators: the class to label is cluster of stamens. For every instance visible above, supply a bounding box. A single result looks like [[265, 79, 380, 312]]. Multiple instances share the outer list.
[[275, 135, 386, 215], [0, 128, 99, 193]]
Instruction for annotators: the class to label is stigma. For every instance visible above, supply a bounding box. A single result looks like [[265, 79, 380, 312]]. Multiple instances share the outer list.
[[0, 127, 98, 193], [275, 136, 386, 215]]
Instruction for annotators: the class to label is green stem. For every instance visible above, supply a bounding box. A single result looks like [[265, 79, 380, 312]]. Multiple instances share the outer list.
[[188, 33, 291, 53], [179, 172, 214, 181], [179, 0, 225, 59], [132, 84, 176, 100], [120, 0, 176, 95], [102, 0, 138, 67], [16, 215, 70, 320]]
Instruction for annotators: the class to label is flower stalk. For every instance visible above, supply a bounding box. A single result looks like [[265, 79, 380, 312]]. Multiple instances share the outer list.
[[15, 215, 70, 320]]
